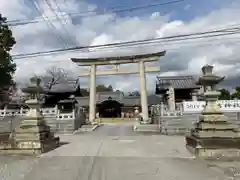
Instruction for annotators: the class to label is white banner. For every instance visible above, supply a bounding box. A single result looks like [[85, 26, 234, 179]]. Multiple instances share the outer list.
[[183, 100, 240, 113]]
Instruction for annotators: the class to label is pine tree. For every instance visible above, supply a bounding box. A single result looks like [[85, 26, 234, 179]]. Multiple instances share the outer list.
[[0, 13, 16, 101]]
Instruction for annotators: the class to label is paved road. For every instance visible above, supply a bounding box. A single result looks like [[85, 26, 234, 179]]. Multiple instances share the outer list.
[[0, 123, 240, 180], [92, 123, 137, 136]]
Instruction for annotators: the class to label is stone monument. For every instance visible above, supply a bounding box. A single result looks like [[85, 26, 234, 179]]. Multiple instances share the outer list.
[[134, 107, 140, 121], [186, 65, 240, 160], [191, 89, 198, 101], [0, 77, 60, 155]]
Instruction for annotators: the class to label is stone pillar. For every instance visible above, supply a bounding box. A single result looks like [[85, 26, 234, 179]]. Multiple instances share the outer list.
[[89, 64, 96, 123], [191, 90, 198, 101], [121, 112, 124, 118], [96, 112, 99, 118], [134, 107, 140, 117], [139, 60, 149, 123], [167, 87, 175, 111]]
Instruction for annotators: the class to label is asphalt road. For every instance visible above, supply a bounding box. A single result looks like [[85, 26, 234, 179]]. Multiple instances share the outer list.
[[0, 123, 239, 180]]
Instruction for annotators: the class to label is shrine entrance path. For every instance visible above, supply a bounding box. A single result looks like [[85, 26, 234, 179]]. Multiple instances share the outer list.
[[0, 123, 237, 180]]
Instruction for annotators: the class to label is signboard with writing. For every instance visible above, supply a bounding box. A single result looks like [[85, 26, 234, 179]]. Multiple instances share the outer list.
[[183, 100, 240, 113]]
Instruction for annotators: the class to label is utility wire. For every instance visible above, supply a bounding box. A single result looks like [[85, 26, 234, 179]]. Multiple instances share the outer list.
[[97, 31, 239, 49], [12, 29, 240, 58], [43, 0, 78, 47], [7, 1, 128, 23], [13, 31, 240, 59], [6, 0, 184, 26], [11, 25, 240, 59], [29, 0, 68, 48], [87, 32, 240, 53], [19, 36, 240, 65]]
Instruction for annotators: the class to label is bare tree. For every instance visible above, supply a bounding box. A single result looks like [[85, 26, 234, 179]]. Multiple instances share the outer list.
[[41, 66, 70, 90]]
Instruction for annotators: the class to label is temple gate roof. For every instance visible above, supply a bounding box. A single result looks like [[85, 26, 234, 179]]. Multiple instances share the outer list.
[[156, 75, 200, 90]]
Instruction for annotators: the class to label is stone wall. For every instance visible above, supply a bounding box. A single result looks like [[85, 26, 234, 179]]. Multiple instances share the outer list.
[[150, 105, 240, 135], [0, 106, 86, 134]]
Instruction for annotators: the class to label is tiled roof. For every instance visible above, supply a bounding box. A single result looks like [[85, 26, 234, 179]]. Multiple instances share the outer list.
[[97, 91, 124, 102], [156, 75, 200, 90]]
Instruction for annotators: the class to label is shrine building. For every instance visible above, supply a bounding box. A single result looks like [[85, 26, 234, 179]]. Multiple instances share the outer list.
[[155, 75, 201, 103], [76, 91, 162, 118]]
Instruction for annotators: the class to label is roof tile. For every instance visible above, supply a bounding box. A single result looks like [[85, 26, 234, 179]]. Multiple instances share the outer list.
[[156, 76, 200, 89]]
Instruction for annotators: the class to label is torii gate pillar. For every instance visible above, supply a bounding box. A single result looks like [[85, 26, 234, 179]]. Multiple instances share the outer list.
[[89, 64, 96, 122], [139, 60, 149, 122]]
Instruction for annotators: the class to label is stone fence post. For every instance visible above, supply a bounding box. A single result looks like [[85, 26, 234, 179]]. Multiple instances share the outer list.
[[237, 112, 240, 121], [20, 107, 23, 116]]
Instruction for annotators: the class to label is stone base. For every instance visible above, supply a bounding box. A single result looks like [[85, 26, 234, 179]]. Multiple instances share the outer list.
[[139, 118, 152, 124], [0, 115, 60, 155], [0, 137, 60, 155], [133, 123, 161, 133], [186, 135, 240, 160]]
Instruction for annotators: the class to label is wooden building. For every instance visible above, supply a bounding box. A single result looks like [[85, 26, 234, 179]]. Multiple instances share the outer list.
[[76, 91, 162, 118], [155, 76, 201, 103], [41, 82, 81, 114]]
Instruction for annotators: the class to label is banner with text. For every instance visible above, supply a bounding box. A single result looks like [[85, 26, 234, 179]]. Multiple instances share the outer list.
[[183, 100, 240, 113]]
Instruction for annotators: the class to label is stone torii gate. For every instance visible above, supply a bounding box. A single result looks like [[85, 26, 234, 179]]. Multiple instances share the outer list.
[[71, 51, 166, 124]]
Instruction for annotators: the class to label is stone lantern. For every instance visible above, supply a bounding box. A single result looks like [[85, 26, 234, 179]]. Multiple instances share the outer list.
[[0, 77, 60, 155], [186, 65, 240, 160]]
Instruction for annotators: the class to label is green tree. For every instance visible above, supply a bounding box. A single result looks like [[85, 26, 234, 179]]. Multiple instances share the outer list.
[[80, 88, 89, 96], [79, 84, 114, 97], [0, 13, 16, 101], [128, 91, 140, 96], [232, 86, 240, 99], [218, 88, 231, 100], [96, 84, 113, 92]]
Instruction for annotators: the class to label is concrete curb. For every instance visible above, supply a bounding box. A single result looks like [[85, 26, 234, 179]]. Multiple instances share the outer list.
[[133, 123, 161, 133], [73, 123, 103, 134], [92, 123, 103, 131]]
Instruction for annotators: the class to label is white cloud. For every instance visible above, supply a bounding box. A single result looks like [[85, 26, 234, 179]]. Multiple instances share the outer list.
[[1, 0, 240, 93], [0, 0, 30, 20]]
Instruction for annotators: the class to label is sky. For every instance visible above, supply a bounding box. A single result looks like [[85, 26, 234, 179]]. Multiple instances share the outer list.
[[0, 0, 240, 93]]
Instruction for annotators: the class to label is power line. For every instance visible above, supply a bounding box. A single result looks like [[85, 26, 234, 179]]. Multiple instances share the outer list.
[[29, 0, 68, 48], [101, 31, 239, 49], [19, 36, 240, 65], [44, 0, 78, 47], [11, 25, 240, 59], [6, 2, 126, 24], [6, 0, 184, 26], [88, 32, 240, 52], [12, 29, 240, 58], [14, 31, 240, 59]]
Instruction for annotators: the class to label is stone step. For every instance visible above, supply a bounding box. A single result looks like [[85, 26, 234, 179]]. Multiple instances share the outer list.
[[133, 124, 161, 133], [98, 118, 135, 123], [162, 129, 189, 135]]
